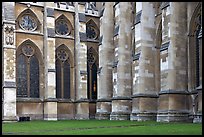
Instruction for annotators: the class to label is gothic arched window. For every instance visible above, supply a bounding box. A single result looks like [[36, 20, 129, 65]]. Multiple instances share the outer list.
[[19, 15, 37, 31], [86, 20, 99, 40], [87, 48, 98, 100], [55, 15, 72, 36], [195, 14, 201, 88], [18, 9, 39, 32], [17, 41, 40, 98], [56, 45, 71, 99]]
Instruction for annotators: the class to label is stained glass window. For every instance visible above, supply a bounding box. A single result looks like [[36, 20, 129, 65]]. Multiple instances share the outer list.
[[56, 59, 62, 98], [30, 55, 39, 98], [87, 48, 98, 100], [17, 54, 27, 97], [91, 63, 97, 100], [86, 24, 97, 39], [56, 19, 69, 36], [64, 60, 71, 99], [19, 15, 37, 31], [56, 47, 71, 99], [17, 43, 40, 98]]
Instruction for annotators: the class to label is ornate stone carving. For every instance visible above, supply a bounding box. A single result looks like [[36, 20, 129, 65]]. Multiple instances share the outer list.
[[5, 26, 14, 45]]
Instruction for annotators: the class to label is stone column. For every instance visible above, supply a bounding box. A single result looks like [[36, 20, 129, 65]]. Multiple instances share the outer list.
[[157, 2, 189, 122], [96, 2, 114, 120], [2, 2, 17, 122], [43, 2, 57, 121], [196, 4, 202, 123], [110, 2, 132, 120], [131, 2, 157, 121], [74, 2, 89, 119], [194, 24, 202, 123]]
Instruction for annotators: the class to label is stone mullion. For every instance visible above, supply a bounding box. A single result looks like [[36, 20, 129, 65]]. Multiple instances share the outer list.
[[131, 2, 157, 121], [110, 2, 132, 120], [2, 2, 17, 122], [96, 2, 114, 120]]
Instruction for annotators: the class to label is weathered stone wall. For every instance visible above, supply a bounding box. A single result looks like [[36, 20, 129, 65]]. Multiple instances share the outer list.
[[2, 2, 17, 122], [2, 2, 202, 123]]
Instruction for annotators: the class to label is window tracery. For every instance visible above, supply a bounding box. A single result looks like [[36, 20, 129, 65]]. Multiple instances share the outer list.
[[56, 46, 71, 99], [86, 21, 98, 40], [19, 14, 37, 31], [17, 41, 40, 98]]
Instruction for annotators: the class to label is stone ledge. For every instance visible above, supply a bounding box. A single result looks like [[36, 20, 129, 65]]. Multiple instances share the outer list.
[[111, 96, 131, 100], [17, 98, 43, 103], [57, 99, 73, 103], [132, 93, 158, 98], [3, 81, 16, 88], [96, 98, 112, 102], [44, 98, 58, 102], [157, 110, 189, 114], [159, 90, 190, 95], [74, 98, 89, 103]]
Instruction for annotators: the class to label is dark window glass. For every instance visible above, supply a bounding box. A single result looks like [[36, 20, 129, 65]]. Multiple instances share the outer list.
[[56, 59, 62, 98], [86, 25, 96, 39], [87, 64, 90, 99], [91, 63, 97, 100], [195, 26, 201, 87], [30, 55, 39, 98], [87, 48, 97, 100], [56, 47, 71, 99], [17, 43, 40, 98], [56, 20, 69, 35], [64, 60, 71, 98], [19, 15, 37, 31], [17, 54, 27, 97]]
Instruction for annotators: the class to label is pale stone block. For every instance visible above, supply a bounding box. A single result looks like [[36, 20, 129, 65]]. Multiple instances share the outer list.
[[166, 6, 170, 16], [78, 5, 85, 13], [4, 88, 16, 117], [47, 86, 56, 98], [115, 4, 119, 17], [48, 72, 55, 86], [136, 2, 142, 12], [79, 23, 86, 33], [44, 102, 57, 120], [161, 59, 168, 71], [47, 17, 55, 28]]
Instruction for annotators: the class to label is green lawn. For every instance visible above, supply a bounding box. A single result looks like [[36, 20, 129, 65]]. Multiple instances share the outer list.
[[2, 120, 202, 135]]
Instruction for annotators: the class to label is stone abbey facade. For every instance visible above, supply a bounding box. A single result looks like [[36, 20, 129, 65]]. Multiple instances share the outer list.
[[2, 2, 202, 123]]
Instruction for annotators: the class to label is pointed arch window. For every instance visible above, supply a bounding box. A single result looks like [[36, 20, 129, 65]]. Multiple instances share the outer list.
[[56, 46, 71, 99], [87, 48, 98, 100], [17, 41, 39, 98], [195, 14, 201, 88], [18, 9, 39, 31], [55, 15, 72, 36], [86, 20, 99, 40]]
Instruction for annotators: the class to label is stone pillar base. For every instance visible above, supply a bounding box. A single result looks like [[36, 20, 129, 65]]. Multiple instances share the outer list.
[[3, 116, 18, 122], [157, 112, 190, 122], [95, 112, 110, 120], [130, 113, 157, 121], [75, 101, 90, 120], [193, 113, 202, 123], [44, 101, 57, 121], [110, 113, 130, 120]]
